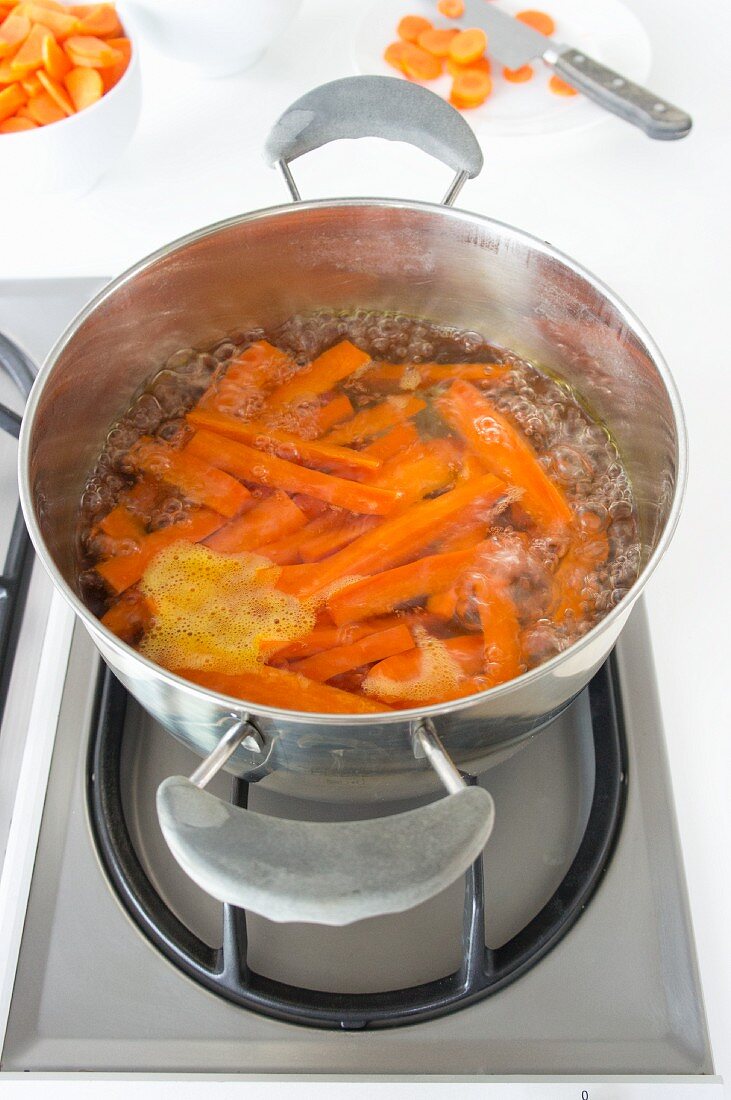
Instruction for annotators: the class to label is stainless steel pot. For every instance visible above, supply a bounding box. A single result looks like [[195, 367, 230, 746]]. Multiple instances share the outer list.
[[19, 77, 686, 925]]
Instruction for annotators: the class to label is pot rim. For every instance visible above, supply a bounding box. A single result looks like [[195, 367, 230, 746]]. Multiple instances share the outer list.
[[18, 196, 688, 727]]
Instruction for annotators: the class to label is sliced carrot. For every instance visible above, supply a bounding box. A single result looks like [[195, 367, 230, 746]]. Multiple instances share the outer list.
[[129, 438, 252, 518], [0, 12, 30, 58], [177, 663, 389, 714], [63, 33, 121, 68], [384, 39, 411, 73], [516, 9, 555, 35], [36, 66, 74, 113], [0, 79, 24, 118], [291, 624, 414, 683], [98, 33, 128, 90], [370, 438, 458, 508], [99, 503, 145, 542], [548, 73, 577, 96], [24, 4, 78, 38], [72, 3, 121, 37], [65, 62, 100, 108], [396, 14, 432, 42], [26, 88, 64, 122], [186, 429, 399, 516], [369, 634, 483, 682], [276, 474, 506, 599], [291, 493, 330, 519], [0, 111, 34, 128], [312, 393, 354, 436], [361, 421, 420, 461], [416, 27, 458, 58], [503, 64, 533, 82], [327, 546, 479, 626], [299, 514, 379, 563], [0, 57, 14, 78], [437, 0, 464, 17], [551, 529, 609, 621], [95, 509, 224, 595], [400, 41, 442, 81], [186, 407, 380, 474], [20, 70, 42, 92], [448, 27, 487, 66], [446, 54, 491, 78], [451, 69, 492, 106], [119, 473, 160, 519], [205, 491, 307, 554], [9, 21, 51, 76], [425, 586, 459, 619], [100, 587, 151, 644], [473, 579, 523, 687], [323, 395, 425, 446], [198, 339, 292, 414], [265, 340, 370, 410], [256, 509, 337, 565], [436, 380, 572, 532]]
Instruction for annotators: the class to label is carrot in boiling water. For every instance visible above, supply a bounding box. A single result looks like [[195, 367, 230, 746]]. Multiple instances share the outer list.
[[264, 340, 371, 410], [299, 514, 379, 563], [361, 421, 420, 461], [425, 586, 459, 618], [276, 474, 506, 599], [269, 618, 403, 662], [326, 547, 479, 626], [436, 380, 572, 531], [95, 508, 223, 594], [551, 529, 609, 621], [177, 663, 388, 714], [205, 490, 306, 554], [312, 393, 354, 435], [129, 437, 252, 518], [322, 395, 425, 446], [290, 624, 414, 683], [98, 503, 145, 542], [186, 407, 380, 473], [473, 578, 523, 687], [368, 634, 484, 683], [186, 429, 399, 516], [199, 340, 295, 413], [369, 438, 458, 508], [100, 587, 150, 644]]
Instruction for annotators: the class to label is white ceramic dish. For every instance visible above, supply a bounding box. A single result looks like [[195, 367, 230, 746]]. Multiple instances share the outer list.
[[354, 0, 653, 136], [121, 0, 302, 78], [0, 43, 141, 197]]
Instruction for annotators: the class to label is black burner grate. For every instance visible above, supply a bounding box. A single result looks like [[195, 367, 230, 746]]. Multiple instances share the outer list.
[[88, 659, 627, 1030], [0, 334, 35, 731]]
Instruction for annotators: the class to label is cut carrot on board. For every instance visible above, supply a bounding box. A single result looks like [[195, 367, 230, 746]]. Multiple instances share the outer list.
[[448, 28, 487, 66], [400, 41, 442, 80], [451, 68, 492, 108], [549, 73, 578, 96], [396, 14, 432, 42], [437, 0, 464, 17], [417, 27, 458, 58], [516, 9, 555, 35], [503, 64, 533, 83]]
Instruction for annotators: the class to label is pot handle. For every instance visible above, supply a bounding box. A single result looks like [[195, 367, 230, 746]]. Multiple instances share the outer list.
[[156, 720, 495, 926], [264, 75, 484, 207]]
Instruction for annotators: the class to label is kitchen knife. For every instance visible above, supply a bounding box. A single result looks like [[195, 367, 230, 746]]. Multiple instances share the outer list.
[[458, 0, 692, 139]]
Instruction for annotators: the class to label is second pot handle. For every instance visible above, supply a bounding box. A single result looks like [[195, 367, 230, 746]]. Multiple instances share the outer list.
[[157, 720, 495, 926], [264, 75, 484, 206]]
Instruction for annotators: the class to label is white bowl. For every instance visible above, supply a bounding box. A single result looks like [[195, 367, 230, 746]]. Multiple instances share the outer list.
[[0, 44, 141, 197], [122, 0, 301, 78]]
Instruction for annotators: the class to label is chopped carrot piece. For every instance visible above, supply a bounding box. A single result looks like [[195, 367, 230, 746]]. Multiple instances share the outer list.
[[436, 380, 573, 531], [361, 421, 420, 461], [473, 579, 523, 687], [384, 39, 411, 72], [178, 663, 388, 714], [323, 395, 425, 446], [101, 587, 151, 644], [290, 493, 330, 519], [370, 438, 458, 508], [256, 510, 337, 564], [437, 0, 464, 17], [312, 393, 354, 436], [95, 509, 224, 595], [40, 26, 68, 76], [551, 529, 609, 621], [516, 9, 555, 35], [25, 88, 64, 123], [63, 33, 121, 68], [65, 63, 101, 107], [205, 491, 306, 554], [0, 112, 35, 128], [265, 340, 370, 410], [425, 586, 459, 618], [549, 73, 577, 96], [0, 12, 30, 58], [37, 66, 74, 113], [503, 64, 533, 82], [99, 503, 145, 541], [129, 438, 252, 518], [72, 3, 121, 37], [448, 27, 487, 66], [451, 68, 492, 106], [369, 634, 483, 682], [299, 514, 379, 563], [327, 546, 479, 626], [186, 429, 399, 516], [276, 474, 506, 599], [397, 14, 432, 42], [291, 624, 414, 683], [0, 79, 24, 118], [98, 33, 128, 90], [186, 407, 380, 474], [9, 22, 51, 76], [20, 71, 41, 93], [416, 27, 458, 58], [24, 4, 78, 38], [270, 620, 386, 661], [400, 41, 442, 81], [0, 57, 14, 78]]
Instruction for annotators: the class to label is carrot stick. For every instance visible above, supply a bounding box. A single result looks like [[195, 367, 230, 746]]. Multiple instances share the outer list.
[[369, 634, 483, 682], [98, 503, 145, 542], [205, 490, 306, 554], [264, 340, 370, 409], [290, 624, 414, 683], [436, 380, 572, 531], [551, 529, 609, 621], [312, 393, 354, 435], [548, 74, 578, 97], [100, 587, 150, 644], [276, 474, 506, 599], [425, 587, 459, 618], [176, 664, 388, 714], [95, 508, 223, 595], [322, 395, 426, 446], [198, 340, 294, 413], [186, 407, 380, 473], [119, 474, 160, 518], [291, 493, 330, 519], [269, 618, 402, 661], [130, 438, 252, 518], [369, 438, 458, 508], [359, 362, 508, 390], [299, 514, 379, 562], [474, 579, 523, 687], [361, 421, 419, 460], [327, 547, 479, 626], [186, 429, 399, 516]]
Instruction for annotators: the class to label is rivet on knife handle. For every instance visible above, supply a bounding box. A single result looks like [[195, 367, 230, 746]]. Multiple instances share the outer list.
[[551, 49, 692, 140]]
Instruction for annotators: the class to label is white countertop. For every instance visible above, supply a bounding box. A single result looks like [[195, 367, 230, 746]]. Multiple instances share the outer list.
[[1, 0, 729, 1090]]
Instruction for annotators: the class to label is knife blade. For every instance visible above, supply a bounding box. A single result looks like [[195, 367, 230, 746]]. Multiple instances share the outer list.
[[453, 1, 692, 139]]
